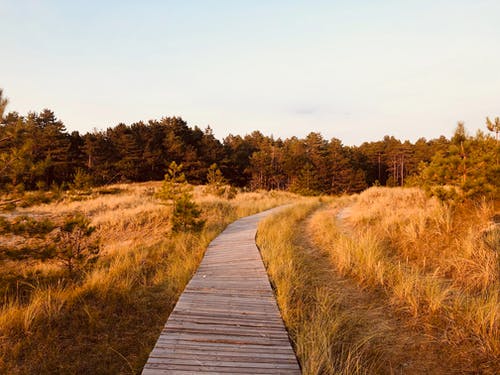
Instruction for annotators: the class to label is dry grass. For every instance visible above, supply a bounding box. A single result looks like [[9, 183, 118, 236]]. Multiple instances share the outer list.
[[309, 187, 499, 373], [0, 182, 298, 374], [3, 184, 497, 373], [257, 199, 384, 375]]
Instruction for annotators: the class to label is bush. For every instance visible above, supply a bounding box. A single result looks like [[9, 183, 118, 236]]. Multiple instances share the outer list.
[[0, 215, 54, 236], [71, 168, 94, 190], [53, 213, 99, 277], [158, 161, 205, 232], [172, 193, 205, 232]]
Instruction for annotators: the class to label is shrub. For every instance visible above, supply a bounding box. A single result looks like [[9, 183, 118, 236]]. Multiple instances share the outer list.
[[53, 213, 99, 277], [172, 193, 205, 232], [0, 215, 54, 236], [71, 168, 94, 190], [158, 162, 205, 232]]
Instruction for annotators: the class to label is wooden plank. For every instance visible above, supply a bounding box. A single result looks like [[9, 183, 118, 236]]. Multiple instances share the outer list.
[[153, 340, 295, 352], [146, 358, 300, 369], [150, 346, 296, 358], [144, 363, 293, 374], [142, 207, 300, 374], [147, 354, 299, 364]]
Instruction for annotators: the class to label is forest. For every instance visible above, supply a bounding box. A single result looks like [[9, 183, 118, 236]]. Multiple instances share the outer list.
[[0, 89, 498, 200]]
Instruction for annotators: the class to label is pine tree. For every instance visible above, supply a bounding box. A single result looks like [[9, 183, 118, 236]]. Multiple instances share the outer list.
[[157, 162, 204, 232], [109, 124, 142, 181], [329, 138, 354, 194], [157, 161, 189, 200], [290, 162, 318, 195], [486, 116, 500, 166], [205, 163, 226, 196], [172, 193, 204, 232], [53, 213, 99, 277], [0, 117, 34, 189], [421, 125, 499, 200]]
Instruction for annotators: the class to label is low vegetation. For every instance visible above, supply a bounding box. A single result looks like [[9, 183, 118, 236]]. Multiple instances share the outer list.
[[257, 200, 381, 374], [311, 188, 498, 367], [0, 182, 297, 374], [258, 187, 499, 374]]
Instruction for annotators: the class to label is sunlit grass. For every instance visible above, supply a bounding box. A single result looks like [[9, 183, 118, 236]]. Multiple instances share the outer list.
[[0, 182, 298, 374], [308, 187, 499, 371], [257, 200, 381, 375]]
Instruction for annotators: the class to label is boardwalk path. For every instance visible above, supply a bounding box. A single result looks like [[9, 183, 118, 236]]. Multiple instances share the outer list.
[[142, 208, 301, 374]]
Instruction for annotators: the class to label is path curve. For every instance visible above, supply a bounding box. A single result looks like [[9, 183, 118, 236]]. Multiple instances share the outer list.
[[142, 207, 301, 374]]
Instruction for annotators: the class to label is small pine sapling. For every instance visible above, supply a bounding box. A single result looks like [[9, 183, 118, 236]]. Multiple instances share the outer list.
[[158, 161, 205, 232], [53, 213, 99, 277], [205, 163, 233, 197]]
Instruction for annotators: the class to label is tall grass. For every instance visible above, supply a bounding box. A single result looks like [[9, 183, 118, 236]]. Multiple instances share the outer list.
[[309, 187, 499, 373], [0, 183, 297, 374], [257, 200, 383, 375]]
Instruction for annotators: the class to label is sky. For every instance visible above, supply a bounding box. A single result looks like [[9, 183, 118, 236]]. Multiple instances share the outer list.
[[1, 0, 499, 145]]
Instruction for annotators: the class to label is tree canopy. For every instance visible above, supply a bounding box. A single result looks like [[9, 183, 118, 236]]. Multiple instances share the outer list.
[[1, 89, 497, 200]]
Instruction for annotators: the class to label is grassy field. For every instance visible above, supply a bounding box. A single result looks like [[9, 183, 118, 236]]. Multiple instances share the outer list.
[[0, 182, 298, 374], [1, 183, 498, 374], [258, 188, 499, 374]]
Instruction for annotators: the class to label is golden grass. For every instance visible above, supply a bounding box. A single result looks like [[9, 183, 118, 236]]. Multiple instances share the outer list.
[[308, 187, 499, 373], [0, 182, 298, 374], [257, 200, 383, 375]]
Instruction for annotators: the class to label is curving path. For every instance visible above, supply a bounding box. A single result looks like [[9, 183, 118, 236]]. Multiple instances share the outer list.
[[142, 208, 301, 374]]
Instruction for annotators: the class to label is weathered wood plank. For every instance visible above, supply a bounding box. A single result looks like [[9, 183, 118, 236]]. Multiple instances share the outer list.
[[146, 358, 300, 369], [142, 208, 300, 374], [145, 363, 293, 374], [153, 340, 295, 352], [150, 347, 296, 359]]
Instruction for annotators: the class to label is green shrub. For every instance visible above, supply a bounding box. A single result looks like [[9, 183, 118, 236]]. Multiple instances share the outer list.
[[53, 213, 99, 277], [172, 193, 205, 232], [158, 162, 205, 233]]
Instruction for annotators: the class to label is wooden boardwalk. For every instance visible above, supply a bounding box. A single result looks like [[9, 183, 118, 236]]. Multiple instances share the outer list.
[[142, 208, 301, 374]]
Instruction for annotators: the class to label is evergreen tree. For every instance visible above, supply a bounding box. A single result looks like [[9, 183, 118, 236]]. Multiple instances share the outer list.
[[421, 125, 499, 200], [142, 121, 169, 180], [0, 116, 34, 189], [33, 109, 71, 186], [109, 123, 142, 181], [328, 138, 354, 194], [303, 132, 330, 192], [82, 131, 117, 185], [172, 193, 204, 232], [67, 131, 86, 181], [205, 163, 226, 195], [157, 161, 189, 200], [290, 162, 319, 195], [157, 162, 204, 232], [486, 116, 500, 166], [53, 213, 99, 277], [222, 134, 254, 187], [282, 137, 308, 188]]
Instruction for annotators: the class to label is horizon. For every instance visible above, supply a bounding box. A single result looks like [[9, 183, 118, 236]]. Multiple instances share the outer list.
[[0, 96, 483, 147], [1, 1, 499, 146]]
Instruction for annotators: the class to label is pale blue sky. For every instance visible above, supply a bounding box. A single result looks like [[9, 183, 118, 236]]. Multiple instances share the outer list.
[[1, 1, 499, 145]]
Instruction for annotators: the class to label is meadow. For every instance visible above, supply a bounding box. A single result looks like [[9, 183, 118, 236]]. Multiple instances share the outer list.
[[257, 187, 499, 374], [0, 183, 297, 374], [0, 183, 498, 374]]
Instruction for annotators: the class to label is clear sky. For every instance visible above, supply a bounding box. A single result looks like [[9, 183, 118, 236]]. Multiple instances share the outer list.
[[1, 0, 499, 145]]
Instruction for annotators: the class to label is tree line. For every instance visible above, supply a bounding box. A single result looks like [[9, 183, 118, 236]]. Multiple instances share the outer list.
[[0, 89, 498, 199]]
